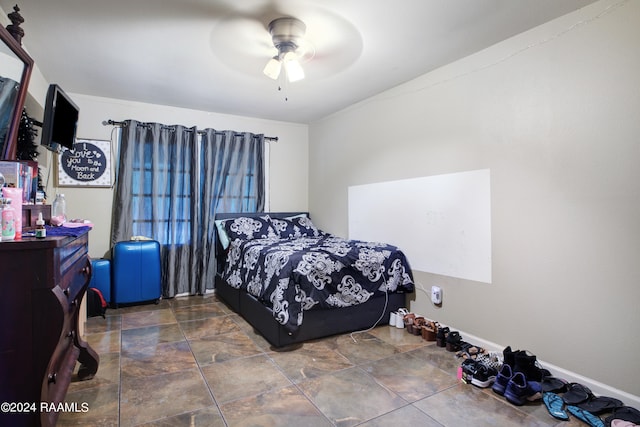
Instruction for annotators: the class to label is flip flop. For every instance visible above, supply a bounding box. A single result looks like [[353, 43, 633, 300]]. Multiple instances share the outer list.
[[542, 377, 569, 393], [567, 405, 605, 427], [563, 383, 593, 405], [543, 392, 569, 420], [577, 396, 624, 415], [605, 407, 640, 426]]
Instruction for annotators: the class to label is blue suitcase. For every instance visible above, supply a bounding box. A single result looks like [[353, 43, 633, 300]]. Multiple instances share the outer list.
[[89, 258, 111, 304], [112, 240, 162, 306]]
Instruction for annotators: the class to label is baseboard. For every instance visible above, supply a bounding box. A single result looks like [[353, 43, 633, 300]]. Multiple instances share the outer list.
[[456, 328, 640, 408]]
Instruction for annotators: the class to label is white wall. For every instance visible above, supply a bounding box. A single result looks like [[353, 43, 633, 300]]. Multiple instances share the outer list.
[[309, 0, 639, 399], [35, 94, 309, 258]]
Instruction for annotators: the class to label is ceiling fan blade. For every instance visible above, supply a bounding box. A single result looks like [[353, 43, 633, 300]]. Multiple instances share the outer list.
[[209, 0, 363, 79]]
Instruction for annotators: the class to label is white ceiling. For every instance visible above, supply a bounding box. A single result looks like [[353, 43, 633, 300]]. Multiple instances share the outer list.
[[1, 0, 596, 124]]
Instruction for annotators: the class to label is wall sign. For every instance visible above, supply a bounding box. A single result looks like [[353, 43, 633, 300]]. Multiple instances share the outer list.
[[57, 139, 112, 187]]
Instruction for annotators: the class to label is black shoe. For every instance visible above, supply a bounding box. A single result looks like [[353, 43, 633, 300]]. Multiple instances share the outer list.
[[445, 331, 463, 352], [436, 326, 449, 347], [513, 351, 551, 382], [460, 359, 478, 384], [471, 363, 498, 388], [503, 346, 523, 368]]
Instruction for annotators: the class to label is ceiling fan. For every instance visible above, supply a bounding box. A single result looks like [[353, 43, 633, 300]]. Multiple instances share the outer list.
[[262, 16, 313, 83], [208, 4, 361, 84]]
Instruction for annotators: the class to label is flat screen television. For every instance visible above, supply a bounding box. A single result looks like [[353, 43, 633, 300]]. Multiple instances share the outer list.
[[40, 84, 79, 152]]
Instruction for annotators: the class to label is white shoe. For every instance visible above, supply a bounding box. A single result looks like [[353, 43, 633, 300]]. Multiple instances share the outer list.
[[396, 308, 408, 328], [389, 311, 399, 327]]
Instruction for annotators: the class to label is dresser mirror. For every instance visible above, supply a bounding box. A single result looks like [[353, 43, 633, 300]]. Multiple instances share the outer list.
[[0, 23, 33, 160]]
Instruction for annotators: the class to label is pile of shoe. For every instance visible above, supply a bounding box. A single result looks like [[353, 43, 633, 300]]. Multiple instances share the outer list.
[[542, 382, 637, 427], [448, 332, 506, 389], [604, 407, 640, 426], [487, 346, 639, 426], [389, 309, 462, 350], [459, 351, 502, 388], [388, 309, 407, 329], [389, 309, 439, 342], [434, 325, 468, 352], [492, 346, 549, 405], [389, 309, 466, 353]]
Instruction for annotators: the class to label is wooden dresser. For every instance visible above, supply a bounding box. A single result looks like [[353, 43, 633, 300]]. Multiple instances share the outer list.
[[0, 231, 99, 427]]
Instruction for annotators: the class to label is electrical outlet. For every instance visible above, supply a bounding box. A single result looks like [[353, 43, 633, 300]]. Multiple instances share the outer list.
[[431, 286, 442, 304]]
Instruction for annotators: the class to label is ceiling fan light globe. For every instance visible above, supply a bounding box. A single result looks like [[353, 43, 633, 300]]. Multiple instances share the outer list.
[[263, 57, 281, 80], [284, 58, 305, 82]]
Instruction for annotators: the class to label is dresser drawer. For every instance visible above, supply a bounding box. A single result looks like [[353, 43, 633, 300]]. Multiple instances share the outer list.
[[61, 257, 91, 306], [58, 232, 90, 303], [59, 233, 89, 284], [41, 344, 80, 427]]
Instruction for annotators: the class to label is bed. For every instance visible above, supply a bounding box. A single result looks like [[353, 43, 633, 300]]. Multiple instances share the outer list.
[[214, 212, 415, 348]]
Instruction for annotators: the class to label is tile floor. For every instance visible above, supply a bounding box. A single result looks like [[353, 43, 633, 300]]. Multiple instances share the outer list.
[[57, 294, 581, 426]]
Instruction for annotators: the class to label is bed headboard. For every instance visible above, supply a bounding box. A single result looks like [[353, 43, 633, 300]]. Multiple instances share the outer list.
[[214, 212, 308, 221]]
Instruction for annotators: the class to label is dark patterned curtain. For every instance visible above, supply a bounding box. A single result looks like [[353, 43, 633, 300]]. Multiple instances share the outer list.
[[111, 120, 264, 297]]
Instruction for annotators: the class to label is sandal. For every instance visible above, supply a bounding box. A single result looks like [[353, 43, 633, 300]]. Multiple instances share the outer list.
[[403, 312, 416, 327], [455, 342, 485, 359], [566, 405, 605, 427], [408, 316, 425, 335], [543, 392, 569, 420], [446, 331, 463, 352], [541, 377, 569, 394], [577, 396, 624, 415], [421, 320, 438, 341], [604, 407, 640, 426], [563, 383, 593, 405]]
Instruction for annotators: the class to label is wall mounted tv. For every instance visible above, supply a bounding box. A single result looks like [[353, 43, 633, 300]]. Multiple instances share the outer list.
[[41, 84, 79, 153]]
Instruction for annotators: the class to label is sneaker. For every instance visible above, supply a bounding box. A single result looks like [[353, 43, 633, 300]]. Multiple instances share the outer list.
[[389, 311, 399, 327], [460, 359, 477, 384], [476, 352, 503, 371], [492, 363, 513, 396], [471, 363, 498, 388], [504, 372, 542, 405]]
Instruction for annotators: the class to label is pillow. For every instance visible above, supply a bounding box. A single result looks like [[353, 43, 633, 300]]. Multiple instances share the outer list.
[[269, 217, 295, 238], [284, 213, 307, 220], [271, 214, 324, 239], [215, 219, 231, 250], [220, 215, 276, 247]]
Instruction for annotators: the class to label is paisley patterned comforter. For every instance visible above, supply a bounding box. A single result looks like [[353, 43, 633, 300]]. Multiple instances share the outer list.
[[222, 234, 414, 332]]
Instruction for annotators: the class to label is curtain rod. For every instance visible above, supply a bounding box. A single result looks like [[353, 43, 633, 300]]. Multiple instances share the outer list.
[[103, 119, 278, 142]]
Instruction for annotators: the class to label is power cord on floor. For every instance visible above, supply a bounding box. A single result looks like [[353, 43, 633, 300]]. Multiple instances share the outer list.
[[348, 277, 432, 343], [349, 273, 390, 343]]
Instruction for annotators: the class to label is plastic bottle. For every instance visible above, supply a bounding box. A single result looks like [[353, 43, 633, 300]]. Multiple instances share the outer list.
[[52, 193, 67, 225], [1, 197, 16, 241], [35, 212, 46, 239]]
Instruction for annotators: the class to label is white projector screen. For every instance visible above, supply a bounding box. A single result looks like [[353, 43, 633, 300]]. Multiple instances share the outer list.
[[348, 169, 492, 283]]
